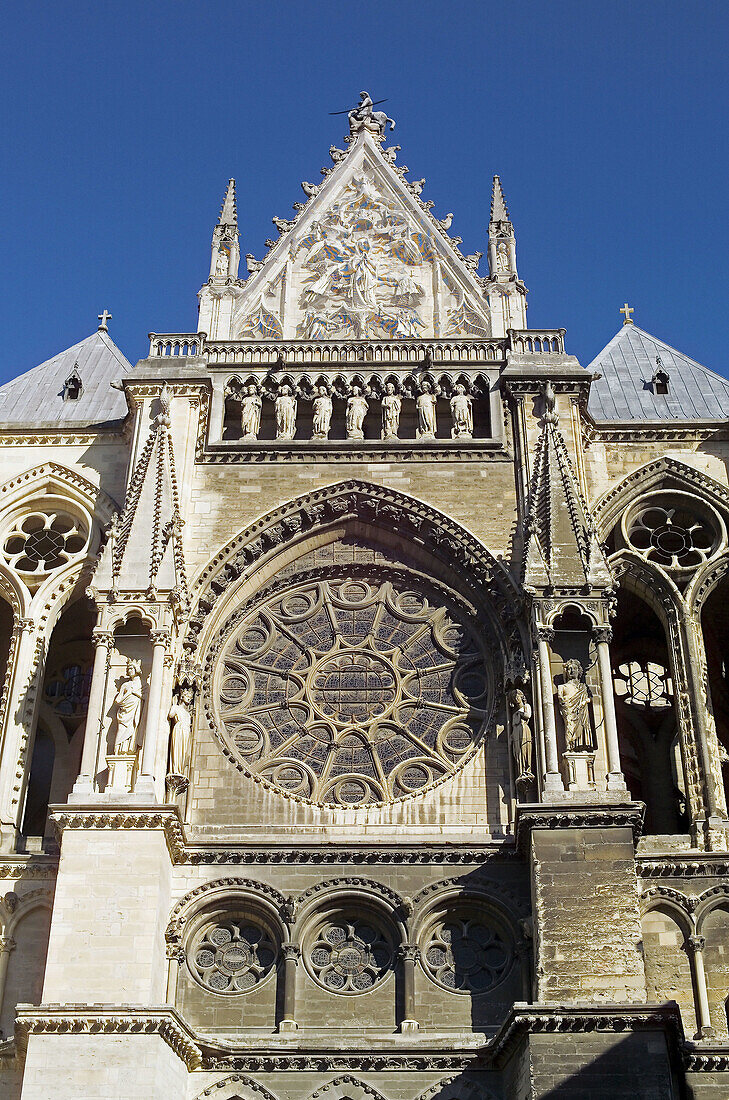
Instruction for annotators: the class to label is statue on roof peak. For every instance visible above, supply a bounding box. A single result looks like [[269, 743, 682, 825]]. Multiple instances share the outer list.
[[337, 91, 395, 138]]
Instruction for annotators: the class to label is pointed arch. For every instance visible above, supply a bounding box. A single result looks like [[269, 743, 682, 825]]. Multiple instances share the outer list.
[[414, 1075, 499, 1100], [307, 1075, 390, 1100], [0, 460, 119, 525], [185, 478, 524, 666], [593, 456, 729, 540], [193, 1075, 282, 1100]]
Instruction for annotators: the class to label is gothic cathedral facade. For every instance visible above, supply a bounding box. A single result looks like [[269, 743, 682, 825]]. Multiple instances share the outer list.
[[1, 104, 729, 1098]]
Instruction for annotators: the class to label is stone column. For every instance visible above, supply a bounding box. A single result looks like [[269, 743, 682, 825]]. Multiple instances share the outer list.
[[683, 610, 726, 824], [398, 944, 420, 1032], [0, 618, 37, 846], [0, 933, 16, 1027], [536, 626, 564, 794], [687, 934, 715, 1039], [279, 942, 300, 1032], [71, 629, 114, 798], [136, 630, 171, 799], [593, 626, 626, 791]]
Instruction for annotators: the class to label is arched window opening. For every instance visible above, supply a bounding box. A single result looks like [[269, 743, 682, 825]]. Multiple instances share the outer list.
[[701, 904, 729, 1039], [611, 590, 685, 834], [700, 578, 729, 804], [20, 596, 95, 843], [0, 905, 52, 1039], [641, 906, 696, 1037]]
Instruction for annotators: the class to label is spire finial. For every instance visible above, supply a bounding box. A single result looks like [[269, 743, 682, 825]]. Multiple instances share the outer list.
[[620, 302, 635, 325], [98, 309, 112, 331], [219, 178, 237, 227], [490, 175, 510, 223]]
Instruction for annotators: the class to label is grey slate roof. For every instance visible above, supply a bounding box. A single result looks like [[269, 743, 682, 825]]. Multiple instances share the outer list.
[[0, 329, 131, 428], [587, 324, 729, 422]]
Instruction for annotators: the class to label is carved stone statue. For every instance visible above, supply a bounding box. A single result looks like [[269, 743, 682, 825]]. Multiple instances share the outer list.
[[113, 659, 143, 754], [346, 386, 368, 439], [240, 384, 262, 439], [275, 385, 297, 440], [168, 685, 194, 777], [508, 687, 534, 779], [245, 254, 264, 274], [381, 383, 401, 440], [450, 385, 473, 438], [557, 659, 594, 752], [347, 91, 396, 137], [215, 247, 229, 275], [416, 382, 438, 439], [495, 241, 509, 272], [312, 386, 333, 440]]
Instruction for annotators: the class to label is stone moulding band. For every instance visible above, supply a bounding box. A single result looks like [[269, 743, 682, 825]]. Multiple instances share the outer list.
[[514, 803, 646, 852], [49, 806, 186, 863], [14, 1004, 201, 1070]]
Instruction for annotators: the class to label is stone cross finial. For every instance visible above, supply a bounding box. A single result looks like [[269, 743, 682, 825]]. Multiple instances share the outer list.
[[98, 309, 112, 331], [619, 302, 634, 325]]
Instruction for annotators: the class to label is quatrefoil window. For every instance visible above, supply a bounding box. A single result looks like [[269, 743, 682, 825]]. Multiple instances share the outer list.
[[422, 910, 512, 995], [2, 510, 88, 577], [307, 912, 394, 993], [209, 569, 492, 807], [190, 917, 277, 994], [622, 493, 722, 572]]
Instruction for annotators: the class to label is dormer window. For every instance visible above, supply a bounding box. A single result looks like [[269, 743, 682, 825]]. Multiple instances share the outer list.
[[63, 367, 83, 401], [651, 357, 669, 395]]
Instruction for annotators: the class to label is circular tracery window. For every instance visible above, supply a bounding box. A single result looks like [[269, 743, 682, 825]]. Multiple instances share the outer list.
[[2, 509, 88, 577], [422, 910, 512, 995], [209, 571, 492, 807], [190, 917, 277, 994], [306, 912, 394, 993], [622, 493, 723, 572]]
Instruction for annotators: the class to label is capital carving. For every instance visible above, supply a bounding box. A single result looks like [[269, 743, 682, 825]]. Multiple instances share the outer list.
[[688, 934, 706, 954], [151, 629, 172, 648], [12, 618, 35, 639], [398, 944, 420, 964], [91, 628, 115, 649], [592, 625, 613, 644], [0, 935, 16, 954], [281, 942, 301, 963], [536, 625, 555, 645]]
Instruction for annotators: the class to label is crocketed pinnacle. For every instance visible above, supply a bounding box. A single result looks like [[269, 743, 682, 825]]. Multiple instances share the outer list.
[[218, 178, 237, 227], [490, 175, 510, 224]]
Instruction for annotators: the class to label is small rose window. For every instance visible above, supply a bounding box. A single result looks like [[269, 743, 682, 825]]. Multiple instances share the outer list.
[[622, 493, 723, 572], [3, 510, 88, 577], [307, 912, 394, 993], [422, 911, 512, 994], [190, 918, 277, 994]]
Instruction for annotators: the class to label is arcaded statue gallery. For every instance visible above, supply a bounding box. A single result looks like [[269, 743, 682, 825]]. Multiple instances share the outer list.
[[1, 98, 729, 1100]]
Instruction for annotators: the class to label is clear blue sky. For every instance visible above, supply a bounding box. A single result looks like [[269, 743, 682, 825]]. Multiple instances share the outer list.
[[1, 0, 727, 382]]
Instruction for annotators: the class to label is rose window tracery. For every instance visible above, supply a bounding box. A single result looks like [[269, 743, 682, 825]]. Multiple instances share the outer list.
[[613, 660, 673, 709], [209, 569, 493, 807], [307, 913, 393, 993], [2, 509, 88, 578], [422, 911, 512, 994], [190, 917, 277, 994], [622, 494, 722, 572]]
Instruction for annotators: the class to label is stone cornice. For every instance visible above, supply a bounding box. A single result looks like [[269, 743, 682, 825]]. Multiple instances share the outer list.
[[482, 1001, 683, 1067], [49, 805, 186, 864], [199, 1042, 483, 1072], [684, 1043, 729, 1072], [14, 1004, 200, 1069], [200, 441, 509, 464], [181, 842, 519, 866], [638, 856, 729, 878], [0, 855, 58, 879], [515, 802, 645, 852]]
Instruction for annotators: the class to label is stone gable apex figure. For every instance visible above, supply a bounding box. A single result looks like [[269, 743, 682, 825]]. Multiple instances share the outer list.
[[330, 91, 396, 138]]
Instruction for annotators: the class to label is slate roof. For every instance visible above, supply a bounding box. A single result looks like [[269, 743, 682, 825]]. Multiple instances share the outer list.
[[0, 329, 131, 428], [587, 324, 729, 422]]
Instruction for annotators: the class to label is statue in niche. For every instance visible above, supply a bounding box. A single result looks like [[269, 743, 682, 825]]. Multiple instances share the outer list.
[[215, 247, 229, 276], [495, 241, 509, 272], [275, 385, 297, 439], [240, 384, 262, 439], [416, 381, 439, 439], [450, 384, 474, 438], [557, 659, 594, 752], [168, 684, 194, 777], [113, 659, 143, 754], [381, 382, 401, 440], [346, 386, 369, 439], [311, 386, 333, 440], [508, 687, 534, 779]]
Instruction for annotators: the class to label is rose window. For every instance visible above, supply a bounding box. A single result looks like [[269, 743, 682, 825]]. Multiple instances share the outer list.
[[190, 918, 277, 994], [422, 912, 512, 994], [2, 510, 88, 577], [209, 571, 492, 807], [623, 494, 722, 571], [613, 660, 673, 709], [307, 914, 393, 993]]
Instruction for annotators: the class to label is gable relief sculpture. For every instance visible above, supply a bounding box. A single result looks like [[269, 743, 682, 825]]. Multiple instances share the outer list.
[[233, 174, 491, 342]]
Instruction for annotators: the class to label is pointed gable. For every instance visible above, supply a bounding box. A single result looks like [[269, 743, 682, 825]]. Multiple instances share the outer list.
[[233, 131, 491, 341], [587, 324, 729, 422], [0, 329, 131, 428]]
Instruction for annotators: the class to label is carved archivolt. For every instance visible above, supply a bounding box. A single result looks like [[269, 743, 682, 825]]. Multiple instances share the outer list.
[[306, 1075, 389, 1100], [193, 1075, 282, 1100]]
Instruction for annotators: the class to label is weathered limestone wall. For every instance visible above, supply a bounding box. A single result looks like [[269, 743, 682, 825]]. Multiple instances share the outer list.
[[526, 1029, 676, 1099], [530, 825, 646, 1003]]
